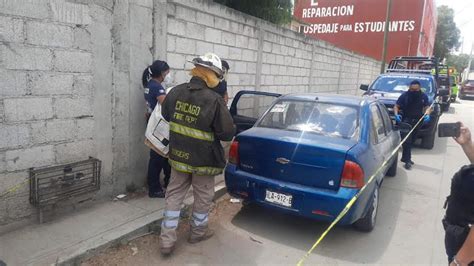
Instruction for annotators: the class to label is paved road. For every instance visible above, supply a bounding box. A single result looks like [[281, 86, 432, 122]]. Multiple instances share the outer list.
[[87, 99, 474, 266]]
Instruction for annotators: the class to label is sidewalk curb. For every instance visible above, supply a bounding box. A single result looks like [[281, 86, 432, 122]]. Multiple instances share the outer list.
[[60, 183, 227, 266]]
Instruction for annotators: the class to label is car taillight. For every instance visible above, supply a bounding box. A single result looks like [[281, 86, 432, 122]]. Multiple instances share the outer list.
[[229, 141, 239, 165], [340, 160, 364, 189]]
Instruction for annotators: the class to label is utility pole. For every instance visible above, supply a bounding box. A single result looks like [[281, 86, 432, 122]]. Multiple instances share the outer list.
[[380, 0, 393, 73]]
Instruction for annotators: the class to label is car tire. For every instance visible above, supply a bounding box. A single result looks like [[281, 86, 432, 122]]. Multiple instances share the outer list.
[[386, 152, 398, 177], [421, 129, 436, 150], [442, 103, 450, 112], [353, 185, 379, 232], [241, 199, 255, 209]]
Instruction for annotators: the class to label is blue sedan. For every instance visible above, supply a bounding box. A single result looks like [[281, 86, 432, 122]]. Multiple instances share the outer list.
[[225, 92, 401, 231]]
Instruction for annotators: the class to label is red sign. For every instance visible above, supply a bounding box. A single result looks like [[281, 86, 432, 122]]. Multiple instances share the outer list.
[[294, 0, 436, 61]]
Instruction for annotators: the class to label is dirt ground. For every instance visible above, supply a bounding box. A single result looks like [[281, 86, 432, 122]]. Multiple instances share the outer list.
[[82, 195, 240, 266]]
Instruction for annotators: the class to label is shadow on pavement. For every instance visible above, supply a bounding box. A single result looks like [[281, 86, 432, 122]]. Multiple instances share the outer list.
[[230, 169, 408, 264]]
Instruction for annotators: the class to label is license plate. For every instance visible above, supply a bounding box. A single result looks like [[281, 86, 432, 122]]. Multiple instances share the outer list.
[[265, 190, 292, 207]]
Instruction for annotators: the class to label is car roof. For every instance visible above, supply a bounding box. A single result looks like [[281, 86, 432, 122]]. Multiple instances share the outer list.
[[279, 93, 374, 107], [379, 72, 435, 79]]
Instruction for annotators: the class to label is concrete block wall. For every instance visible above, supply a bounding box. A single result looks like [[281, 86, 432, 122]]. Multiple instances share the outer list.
[[0, 0, 382, 227], [0, 0, 98, 225], [166, 0, 381, 100]]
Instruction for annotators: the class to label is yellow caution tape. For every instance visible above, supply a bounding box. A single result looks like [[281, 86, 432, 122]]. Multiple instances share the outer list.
[[0, 178, 29, 199], [297, 104, 434, 266]]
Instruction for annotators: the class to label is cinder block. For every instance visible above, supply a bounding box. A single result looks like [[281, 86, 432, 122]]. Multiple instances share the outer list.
[[54, 50, 92, 73], [276, 55, 284, 65], [228, 47, 242, 60], [76, 118, 94, 140], [28, 72, 74, 95], [26, 21, 73, 48], [248, 38, 259, 51], [233, 61, 247, 74], [196, 11, 214, 27], [74, 27, 91, 50], [262, 64, 271, 75], [214, 17, 230, 32], [236, 35, 248, 48], [242, 49, 255, 62], [247, 62, 257, 74], [263, 41, 272, 53], [50, 0, 91, 25], [6, 145, 55, 172], [278, 65, 287, 75], [2, 45, 53, 71], [73, 75, 93, 96], [4, 98, 53, 122], [204, 28, 221, 43], [30, 119, 76, 144], [0, 16, 24, 43], [185, 22, 205, 40], [5, 193, 35, 221], [271, 64, 279, 74], [222, 32, 236, 46], [168, 18, 186, 36], [196, 40, 214, 56], [214, 44, 229, 59], [167, 53, 186, 69], [176, 5, 196, 22], [0, 0, 50, 19], [167, 35, 176, 52], [55, 97, 93, 118], [0, 124, 29, 150], [55, 139, 95, 164], [175, 37, 196, 54], [0, 70, 27, 97]]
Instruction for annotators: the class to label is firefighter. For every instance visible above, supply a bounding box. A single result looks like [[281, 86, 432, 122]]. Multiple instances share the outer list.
[[159, 53, 236, 255], [394, 80, 431, 170], [142, 60, 171, 198]]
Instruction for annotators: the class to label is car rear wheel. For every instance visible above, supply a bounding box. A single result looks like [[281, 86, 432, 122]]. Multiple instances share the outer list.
[[386, 152, 398, 177], [421, 130, 436, 149], [353, 185, 379, 232], [442, 103, 450, 112]]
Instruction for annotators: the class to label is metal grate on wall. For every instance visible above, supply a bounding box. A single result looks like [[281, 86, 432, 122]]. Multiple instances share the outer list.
[[29, 157, 101, 223]]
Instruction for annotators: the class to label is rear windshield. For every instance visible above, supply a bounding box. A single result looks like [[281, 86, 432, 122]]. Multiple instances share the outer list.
[[257, 100, 359, 140], [371, 75, 434, 95]]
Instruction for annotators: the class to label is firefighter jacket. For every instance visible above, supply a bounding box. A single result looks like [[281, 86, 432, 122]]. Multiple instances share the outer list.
[[161, 77, 236, 176]]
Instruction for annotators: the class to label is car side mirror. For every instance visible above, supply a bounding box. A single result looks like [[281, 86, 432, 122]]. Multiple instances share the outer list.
[[360, 84, 369, 91], [437, 88, 449, 97]]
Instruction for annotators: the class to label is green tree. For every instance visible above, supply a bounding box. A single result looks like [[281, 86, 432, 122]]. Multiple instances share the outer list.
[[214, 0, 293, 25], [446, 53, 472, 73], [434, 5, 461, 60]]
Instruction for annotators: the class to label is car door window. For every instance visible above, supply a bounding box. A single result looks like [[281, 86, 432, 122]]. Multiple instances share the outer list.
[[378, 103, 393, 134], [370, 104, 386, 143], [235, 94, 276, 119]]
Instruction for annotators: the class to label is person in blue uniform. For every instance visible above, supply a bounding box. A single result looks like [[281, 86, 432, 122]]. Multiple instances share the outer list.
[[394, 80, 432, 170], [142, 60, 171, 198], [214, 60, 229, 104]]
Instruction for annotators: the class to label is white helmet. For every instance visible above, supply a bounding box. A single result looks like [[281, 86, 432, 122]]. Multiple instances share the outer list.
[[190, 53, 223, 78]]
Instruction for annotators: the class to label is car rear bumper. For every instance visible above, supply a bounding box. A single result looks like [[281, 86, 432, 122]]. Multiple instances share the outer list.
[[224, 164, 366, 225]]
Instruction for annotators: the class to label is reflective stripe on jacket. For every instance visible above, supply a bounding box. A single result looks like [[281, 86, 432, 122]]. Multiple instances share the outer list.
[[161, 77, 235, 175]]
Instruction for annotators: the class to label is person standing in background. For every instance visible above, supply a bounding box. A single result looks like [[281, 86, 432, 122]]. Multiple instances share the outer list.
[[393, 80, 431, 170], [142, 60, 172, 198]]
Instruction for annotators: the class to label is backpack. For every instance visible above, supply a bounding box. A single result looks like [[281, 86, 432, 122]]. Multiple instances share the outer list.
[[444, 164, 474, 226]]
